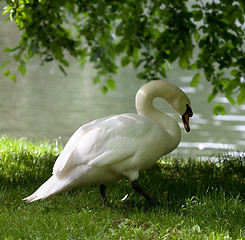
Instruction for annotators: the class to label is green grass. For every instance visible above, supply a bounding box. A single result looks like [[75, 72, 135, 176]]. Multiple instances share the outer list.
[[0, 136, 244, 239]]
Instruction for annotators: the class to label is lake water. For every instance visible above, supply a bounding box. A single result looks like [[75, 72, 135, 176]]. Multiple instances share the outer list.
[[0, 8, 244, 158]]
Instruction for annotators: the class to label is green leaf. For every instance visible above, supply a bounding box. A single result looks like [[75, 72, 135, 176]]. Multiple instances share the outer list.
[[121, 56, 130, 67], [8, 74, 16, 82], [60, 58, 69, 67], [208, 93, 215, 103], [241, 86, 245, 96], [238, 12, 244, 24], [0, 60, 11, 68], [220, 78, 229, 88], [225, 95, 236, 105], [2, 6, 12, 15], [59, 64, 67, 76], [115, 41, 126, 53], [93, 76, 100, 85], [135, 59, 144, 69], [231, 69, 239, 76], [224, 41, 234, 49], [136, 72, 147, 80], [101, 86, 108, 94], [159, 67, 166, 78], [4, 48, 13, 53], [194, 31, 200, 41], [213, 104, 226, 115], [3, 70, 10, 76], [18, 64, 26, 75], [107, 79, 115, 89], [192, 4, 201, 9], [190, 73, 200, 87], [234, 7, 244, 24], [189, 63, 197, 70], [179, 57, 189, 69], [237, 93, 245, 105], [192, 10, 203, 21], [237, 86, 245, 105]]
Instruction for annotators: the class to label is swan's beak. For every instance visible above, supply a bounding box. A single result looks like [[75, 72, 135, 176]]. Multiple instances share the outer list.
[[182, 104, 193, 132]]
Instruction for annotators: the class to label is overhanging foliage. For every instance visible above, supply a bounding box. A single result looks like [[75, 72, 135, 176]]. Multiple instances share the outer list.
[[1, 0, 245, 114]]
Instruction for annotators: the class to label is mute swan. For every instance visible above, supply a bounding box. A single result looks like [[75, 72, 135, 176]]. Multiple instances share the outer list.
[[23, 80, 193, 204]]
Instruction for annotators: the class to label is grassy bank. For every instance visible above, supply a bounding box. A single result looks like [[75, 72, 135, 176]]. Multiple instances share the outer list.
[[0, 136, 244, 239]]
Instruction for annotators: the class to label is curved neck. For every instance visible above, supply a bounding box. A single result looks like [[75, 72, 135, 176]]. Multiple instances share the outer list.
[[135, 80, 181, 146]]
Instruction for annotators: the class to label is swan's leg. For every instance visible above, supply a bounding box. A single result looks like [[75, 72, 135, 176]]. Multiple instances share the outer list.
[[98, 184, 108, 205], [131, 180, 160, 204]]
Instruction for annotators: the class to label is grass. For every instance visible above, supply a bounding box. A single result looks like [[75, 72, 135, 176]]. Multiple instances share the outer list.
[[0, 136, 244, 239]]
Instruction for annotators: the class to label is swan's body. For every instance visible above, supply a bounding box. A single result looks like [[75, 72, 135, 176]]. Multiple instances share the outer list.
[[24, 80, 192, 203]]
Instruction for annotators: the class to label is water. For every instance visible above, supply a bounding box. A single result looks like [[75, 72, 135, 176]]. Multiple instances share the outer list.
[[0, 9, 244, 157]]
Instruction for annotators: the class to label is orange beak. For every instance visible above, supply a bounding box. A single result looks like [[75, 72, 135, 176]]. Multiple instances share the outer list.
[[182, 112, 191, 132]]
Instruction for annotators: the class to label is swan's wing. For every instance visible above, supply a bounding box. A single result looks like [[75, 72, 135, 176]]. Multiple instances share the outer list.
[[52, 115, 115, 174], [53, 114, 141, 175]]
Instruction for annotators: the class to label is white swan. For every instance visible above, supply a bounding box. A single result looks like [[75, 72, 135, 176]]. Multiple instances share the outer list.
[[23, 80, 193, 204]]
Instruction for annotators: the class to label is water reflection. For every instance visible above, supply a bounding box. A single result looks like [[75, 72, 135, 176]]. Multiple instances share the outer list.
[[180, 141, 237, 150], [231, 125, 245, 131], [213, 115, 245, 122]]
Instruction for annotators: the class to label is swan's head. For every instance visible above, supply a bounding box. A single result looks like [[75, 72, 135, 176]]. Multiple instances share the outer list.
[[166, 84, 193, 132]]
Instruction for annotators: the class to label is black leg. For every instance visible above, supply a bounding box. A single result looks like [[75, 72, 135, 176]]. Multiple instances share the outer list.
[[131, 180, 160, 204], [98, 184, 108, 205]]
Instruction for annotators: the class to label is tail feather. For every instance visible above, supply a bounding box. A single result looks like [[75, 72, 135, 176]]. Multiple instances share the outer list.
[[23, 175, 71, 202]]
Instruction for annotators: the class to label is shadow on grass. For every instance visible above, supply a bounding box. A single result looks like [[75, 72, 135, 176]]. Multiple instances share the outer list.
[[140, 156, 245, 204], [1, 150, 244, 208], [101, 155, 245, 212]]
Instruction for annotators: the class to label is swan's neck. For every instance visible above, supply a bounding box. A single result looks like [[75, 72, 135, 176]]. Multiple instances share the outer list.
[[135, 81, 182, 148]]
